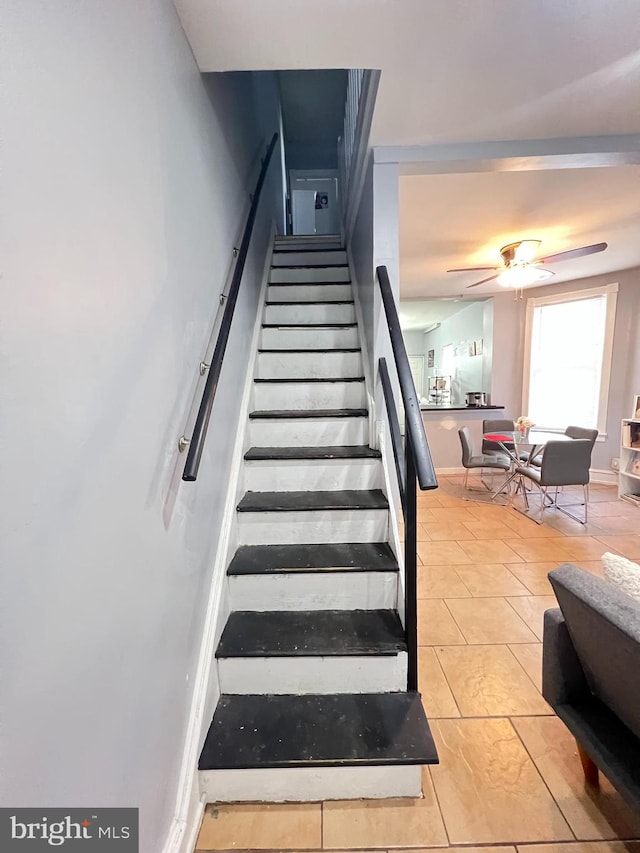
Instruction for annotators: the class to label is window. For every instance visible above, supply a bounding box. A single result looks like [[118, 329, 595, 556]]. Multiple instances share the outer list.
[[522, 284, 618, 434]]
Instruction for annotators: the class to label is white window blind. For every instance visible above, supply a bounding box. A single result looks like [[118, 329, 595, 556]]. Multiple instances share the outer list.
[[523, 285, 617, 434]]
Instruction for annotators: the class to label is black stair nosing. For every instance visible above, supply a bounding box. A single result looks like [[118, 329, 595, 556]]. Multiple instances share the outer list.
[[198, 692, 438, 770], [268, 280, 352, 286], [227, 543, 399, 575], [249, 408, 368, 420], [216, 609, 407, 659], [262, 322, 358, 328], [273, 246, 345, 254], [271, 263, 349, 269], [265, 300, 355, 306], [254, 376, 365, 384], [236, 489, 389, 513], [258, 348, 361, 354], [269, 280, 353, 286], [244, 445, 381, 461]]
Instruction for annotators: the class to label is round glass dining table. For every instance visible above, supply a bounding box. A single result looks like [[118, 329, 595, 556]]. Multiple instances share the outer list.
[[482, 429, 574, 501]]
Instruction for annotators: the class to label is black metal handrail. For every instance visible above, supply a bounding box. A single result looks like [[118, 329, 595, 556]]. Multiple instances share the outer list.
[[182, 133, 278, 482], [376, 265, 438, 691]]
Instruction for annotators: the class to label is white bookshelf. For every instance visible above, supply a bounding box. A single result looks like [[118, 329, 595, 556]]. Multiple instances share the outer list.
[[619, 418, 640, 507]]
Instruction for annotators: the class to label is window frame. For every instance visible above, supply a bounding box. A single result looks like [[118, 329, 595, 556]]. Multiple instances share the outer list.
[[521, 282, 618, 437]]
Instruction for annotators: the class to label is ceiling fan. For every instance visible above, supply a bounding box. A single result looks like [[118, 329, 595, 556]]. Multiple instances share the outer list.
[[447, 239, 608, 289]]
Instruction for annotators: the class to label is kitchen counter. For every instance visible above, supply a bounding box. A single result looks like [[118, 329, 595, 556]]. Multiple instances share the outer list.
[[420, 405, 505, 412], [419, 406, 509, 470]]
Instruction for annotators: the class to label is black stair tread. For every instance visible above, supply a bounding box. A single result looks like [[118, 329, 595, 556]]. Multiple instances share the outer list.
[[269, 284, 351, 287], [254, 377, 365, 384], [227, 543, 399, 575], [268, 281, 353, 286], [198, 692, 438, 769], [258, 348, 361, 353], [249, 408, 368, 420], [245, 445, 381, 461], [273, 247, 345, 254], [262, 322, 357, 328], [237, 489, 389, 512], [216, 610, 407, 658], [271, 263, 350, 269], [265, 300, 354, 306]]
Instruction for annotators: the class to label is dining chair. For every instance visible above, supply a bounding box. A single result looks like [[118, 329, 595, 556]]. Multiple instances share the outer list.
[[482, 419, 515, 457], [459, 426, 511, 500], [515, 438, 593, 523], [529, 424, 598, 468], [482, 418, 529, 462]]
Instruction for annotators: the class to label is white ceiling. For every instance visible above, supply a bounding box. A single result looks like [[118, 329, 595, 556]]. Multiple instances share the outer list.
[[174, 0, 640, 296], [175, 0, 640, 144], [399, 165, 640, 297]]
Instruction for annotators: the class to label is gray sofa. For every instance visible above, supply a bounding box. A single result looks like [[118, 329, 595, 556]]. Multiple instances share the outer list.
[[544, 563, 640, 809]]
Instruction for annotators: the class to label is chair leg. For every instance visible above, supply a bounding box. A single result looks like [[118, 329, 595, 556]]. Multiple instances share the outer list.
[[462, 467, 469, 498], [576, 741, 599, 787], [584, 483, 588, 524]]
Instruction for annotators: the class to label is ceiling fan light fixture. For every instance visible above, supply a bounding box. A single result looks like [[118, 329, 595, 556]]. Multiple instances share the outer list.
[[512, 239, 541, 264], [497, 265, 554, 288]]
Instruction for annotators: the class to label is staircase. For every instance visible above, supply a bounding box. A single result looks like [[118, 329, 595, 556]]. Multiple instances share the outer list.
[[198, 234, 437, 803]]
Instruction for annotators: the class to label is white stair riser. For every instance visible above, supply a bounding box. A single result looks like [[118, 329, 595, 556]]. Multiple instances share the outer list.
[[218, 653, 407, 695], [237, 509, 389, 545], [228, 571, 398, 611], [244, 458, 381, 492], [199, 764, 422, 803], [271, 250, 347, 267], [253, 381, 365, 411], [256, 350, 362, 380], [270, 267, 351, 284], [260, 326, 359, 350], [274, 239, 342, 252], [248, 417, 368, 447], [267, 284, 352, 302], [264, 303, 355, 325]]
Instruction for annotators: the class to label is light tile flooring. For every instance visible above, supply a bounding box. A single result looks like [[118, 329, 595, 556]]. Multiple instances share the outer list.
[[196, 478, 640, 853]]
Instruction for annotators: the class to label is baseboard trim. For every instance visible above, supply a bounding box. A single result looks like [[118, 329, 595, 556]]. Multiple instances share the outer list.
[[590, 468, 618, 486], [161, 226, 275, 853], [436, 466, 618, 487]]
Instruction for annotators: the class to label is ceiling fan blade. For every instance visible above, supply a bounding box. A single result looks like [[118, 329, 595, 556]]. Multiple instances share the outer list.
[[447, 266, 497, 273], [538, 242, 607, 264], [466, 273, 500, 289]]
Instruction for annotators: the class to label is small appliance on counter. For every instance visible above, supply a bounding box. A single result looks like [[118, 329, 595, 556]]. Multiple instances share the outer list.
[[465, 391, 488, 407]]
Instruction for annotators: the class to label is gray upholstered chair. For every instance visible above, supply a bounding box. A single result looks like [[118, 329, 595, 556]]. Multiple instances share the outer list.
[[530, 424, 598, 467], [515, 438, 592, 523], [458, 426, 510, 499], [482, 418, 515, 457], [544, 564, 640, 810]]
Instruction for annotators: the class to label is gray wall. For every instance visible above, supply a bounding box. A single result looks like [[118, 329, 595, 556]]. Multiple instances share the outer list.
[[403, 330, 426, 357], [1, 3, 277, 850], [491, 266, 640, 472], [351, 155, 376, 375], [423, 302, 487, 404]]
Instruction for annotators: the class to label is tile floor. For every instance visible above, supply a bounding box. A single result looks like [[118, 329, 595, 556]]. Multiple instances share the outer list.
[[196, 478, 640, 852]]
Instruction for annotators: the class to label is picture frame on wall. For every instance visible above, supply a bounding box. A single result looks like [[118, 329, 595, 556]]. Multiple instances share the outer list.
[[427, 349, 434, 368], [633, 395, 640, 419]]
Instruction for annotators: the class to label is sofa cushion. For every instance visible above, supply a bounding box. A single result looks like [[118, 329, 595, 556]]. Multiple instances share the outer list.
[[602, 552, 640, 601], [548, 563, 640, 741]]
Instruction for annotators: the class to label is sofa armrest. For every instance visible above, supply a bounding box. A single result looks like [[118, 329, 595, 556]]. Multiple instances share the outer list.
[[542, 608, 591, 707]]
